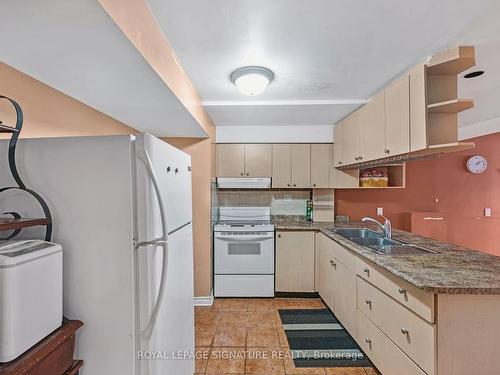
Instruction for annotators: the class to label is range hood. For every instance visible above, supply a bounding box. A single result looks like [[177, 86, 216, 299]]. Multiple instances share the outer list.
[[217, 177, 271, 189]]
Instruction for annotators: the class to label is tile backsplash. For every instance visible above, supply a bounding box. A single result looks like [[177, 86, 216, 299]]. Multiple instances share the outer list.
[[217, 190, 311, 216]]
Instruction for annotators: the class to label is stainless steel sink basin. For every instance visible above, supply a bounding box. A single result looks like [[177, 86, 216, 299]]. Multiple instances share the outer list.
[[329, 228, 438, 255], [333, 228, 383, 240]]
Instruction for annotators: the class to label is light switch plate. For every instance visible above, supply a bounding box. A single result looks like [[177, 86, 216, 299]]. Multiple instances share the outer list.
[[485, 208, 492, 217], [377, 207, 384, 216]]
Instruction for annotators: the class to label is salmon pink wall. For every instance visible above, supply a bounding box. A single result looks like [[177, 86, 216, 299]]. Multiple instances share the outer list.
[[335, 132, 500, 256]]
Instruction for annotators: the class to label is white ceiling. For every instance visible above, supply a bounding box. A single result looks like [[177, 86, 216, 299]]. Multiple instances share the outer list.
[[148, 0, 500, 130], [0, 0, 207, 137]]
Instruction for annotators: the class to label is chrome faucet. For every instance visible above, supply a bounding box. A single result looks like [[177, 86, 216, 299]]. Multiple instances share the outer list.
[[362, 216, 392, 239]]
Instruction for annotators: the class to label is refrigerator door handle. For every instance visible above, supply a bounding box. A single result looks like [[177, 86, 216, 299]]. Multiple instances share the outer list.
[[135, 149, 169, 340], [142, 241, 168, 340], [134, 149, 168, 248]]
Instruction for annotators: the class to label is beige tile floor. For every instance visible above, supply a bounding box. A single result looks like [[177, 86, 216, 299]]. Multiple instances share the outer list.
[[195, 298, 379, 375]]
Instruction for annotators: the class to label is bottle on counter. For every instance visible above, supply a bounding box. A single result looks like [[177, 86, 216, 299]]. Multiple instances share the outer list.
[[306, 200, 313, 221]]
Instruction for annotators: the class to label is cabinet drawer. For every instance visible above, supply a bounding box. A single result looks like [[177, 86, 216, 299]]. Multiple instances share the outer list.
[[357, 310, 426, 375], [356, 257, 434, 322], [357, 277, 436, 375]]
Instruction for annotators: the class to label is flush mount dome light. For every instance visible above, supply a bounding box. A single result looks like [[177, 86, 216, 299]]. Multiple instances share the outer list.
[[230, 66, 274, 96]]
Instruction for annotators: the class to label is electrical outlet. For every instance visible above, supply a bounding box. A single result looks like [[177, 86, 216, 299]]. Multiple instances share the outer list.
[[377, 207, 384, 216], [485, 208, 492, 217]]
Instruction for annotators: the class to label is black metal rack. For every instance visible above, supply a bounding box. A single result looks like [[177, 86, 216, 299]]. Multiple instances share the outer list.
[[0, 95, 52, 241]]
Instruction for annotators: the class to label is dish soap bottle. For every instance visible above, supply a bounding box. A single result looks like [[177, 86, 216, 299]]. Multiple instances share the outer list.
[[306, 200, 313, 222]]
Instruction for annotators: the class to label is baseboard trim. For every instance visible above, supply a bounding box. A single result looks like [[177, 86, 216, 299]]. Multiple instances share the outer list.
[[194, 293, 214, 307]]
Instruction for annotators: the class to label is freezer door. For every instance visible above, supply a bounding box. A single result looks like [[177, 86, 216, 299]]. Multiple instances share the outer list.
[[136, 224, 194, 375], [135, 134, 192, 235]]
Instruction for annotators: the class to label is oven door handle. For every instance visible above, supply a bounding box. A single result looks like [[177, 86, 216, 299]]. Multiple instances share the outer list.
[[215, 235, 274, 242]]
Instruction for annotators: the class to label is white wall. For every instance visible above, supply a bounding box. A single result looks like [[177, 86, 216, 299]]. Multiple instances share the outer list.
[[216, 125, 334, 143], [459, 116, 500, 140]]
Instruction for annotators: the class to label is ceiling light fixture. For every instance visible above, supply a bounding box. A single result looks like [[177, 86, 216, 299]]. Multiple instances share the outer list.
[[230, 66, 274, 96]]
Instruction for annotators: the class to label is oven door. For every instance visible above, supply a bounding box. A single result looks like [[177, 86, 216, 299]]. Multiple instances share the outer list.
[[214, 232, 274, 274]]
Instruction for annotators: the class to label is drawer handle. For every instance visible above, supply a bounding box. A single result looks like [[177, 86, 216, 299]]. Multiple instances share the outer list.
[[329, 260, 336, 268], [398, 288, 407, 295], [401, 328, 409, 335], [365, 338, 371, 344], [278, 234, 281, 239]]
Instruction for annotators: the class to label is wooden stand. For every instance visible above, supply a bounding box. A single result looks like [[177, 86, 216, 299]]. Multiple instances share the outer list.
[[0, 320, 84, 375]]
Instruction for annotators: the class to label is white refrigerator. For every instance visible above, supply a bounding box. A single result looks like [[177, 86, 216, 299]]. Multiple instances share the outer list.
[[0, 134, 194, 375]]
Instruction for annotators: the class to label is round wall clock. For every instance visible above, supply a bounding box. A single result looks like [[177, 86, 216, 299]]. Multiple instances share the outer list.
[[466, 155, 488, 174]]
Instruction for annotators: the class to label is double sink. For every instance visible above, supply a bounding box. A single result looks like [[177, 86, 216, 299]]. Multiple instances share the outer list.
[[329, 228, 438, 255]]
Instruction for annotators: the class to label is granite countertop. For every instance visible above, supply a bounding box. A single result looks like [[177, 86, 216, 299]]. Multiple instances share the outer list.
[[272, 215, 500, 295]]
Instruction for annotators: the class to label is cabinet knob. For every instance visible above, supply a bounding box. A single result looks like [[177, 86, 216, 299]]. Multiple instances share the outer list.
[[354, 157, 359, 161], [329, 260, 336, 268], [175, 168, 179, 173], [401, 328, 409, 335], [363, 268, 369, 274], [365, 299, 371, 305], [398, 288, 406, 294], [293, 184, 296, 187], [338, 161, 342, 165], [359, 156, 363, 160], [287, 183, 291, 187], [240, 172, 244, 176], [313, 183, 316, 187], [246, 173, 249, 176], [384, 149, 390, 154], [365, 338, 372, 344], [167, 166, 171, 172]]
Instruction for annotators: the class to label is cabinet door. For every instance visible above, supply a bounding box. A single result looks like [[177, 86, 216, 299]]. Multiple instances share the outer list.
[[361, 91, 386, 161], [317, 234, 335, 310], [291, 144, 311, 188], [272, 144, 292, 188], [275, 231, 315, 292], [333, 258, 356, 335], [244, 144, 272, 177], [217, 144, 245, 177], [386, 75, 410, 156], [311, 144, 331, 188], [410, 64, 428, 152], [342, 111, 361, 165], [333, 122, 343, 167]]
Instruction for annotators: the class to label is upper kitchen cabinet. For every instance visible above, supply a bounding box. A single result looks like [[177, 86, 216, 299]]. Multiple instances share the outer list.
[[333, 123, 360, 189], [272, 144, 311, 188], [291, 144, 311, 188], [336, 46, 475, 168], [272, 144, 293, 188], [341, 109, 362, 165], [216, 144, 245, 177], [385, 75, 410, 156], [244, 144, 272, 177], [409, 64, 428, 152], [216, 143, 272, 177], [311, 144, 331, 188], [361, 90, 386, 161]]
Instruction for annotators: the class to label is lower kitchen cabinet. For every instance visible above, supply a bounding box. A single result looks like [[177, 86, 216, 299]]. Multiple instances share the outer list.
[[275, 231, 315, 292], [316, 233, 357, 334], [316, 233, 335, 309]]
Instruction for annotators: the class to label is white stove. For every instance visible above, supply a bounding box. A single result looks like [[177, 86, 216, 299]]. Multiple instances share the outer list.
[[214, 207, 275, 297], [214, 207, 274, 232]]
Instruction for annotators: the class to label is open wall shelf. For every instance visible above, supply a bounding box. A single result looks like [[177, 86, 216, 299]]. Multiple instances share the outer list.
[[0, 217, 50, 232]]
